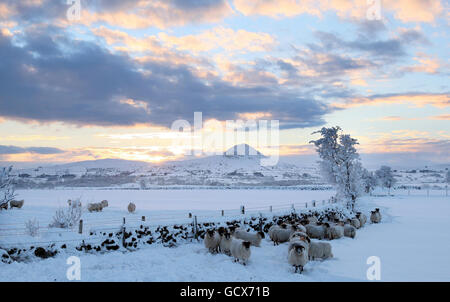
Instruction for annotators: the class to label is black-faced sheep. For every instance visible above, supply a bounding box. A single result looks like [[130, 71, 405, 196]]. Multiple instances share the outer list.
[[204, 229, 220, 253], [219, 232, 232, 255], [271, 224, 297, 245], [356, 212, 367, 227], [326, 222, 344, 240], [230, 239, 251, 265], [370, 208, 381, 223], [343, 223, 356, 239], [288, 244, 308, 273], [305, 223, 328, 240]]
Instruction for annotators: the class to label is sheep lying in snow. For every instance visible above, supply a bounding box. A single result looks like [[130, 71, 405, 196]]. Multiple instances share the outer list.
[[271, 224, 297, 245], [219, 232, 232, 255], [356, 212, 367, 227], [349, 217, 361, 229], [343, 223, 356, 239], [370, 208, 381, 223], [308, 241, 333, 260], [326, 222, 344, 240], [9, 200, 24, 209], [230, 238, 251, 265], [305, 223, 327, 240], [233, 229, 265, 247], [204, 229, 221, 253], [128, 202, 136, 213], [288, 244, 308, 273]]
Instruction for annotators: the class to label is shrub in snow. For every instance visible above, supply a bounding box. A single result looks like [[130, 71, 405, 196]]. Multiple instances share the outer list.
[[310, 127, 364, 209], [0, 166, 16, 210], [25, 218, 40, 237], [49, 198, 82, 228], [375, 166, 396, 194], [362, 169, 377, 194]]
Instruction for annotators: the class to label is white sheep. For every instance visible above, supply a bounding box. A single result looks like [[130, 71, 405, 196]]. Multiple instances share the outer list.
[[289, 231, 309, 242], [288, 243, 308, 273], [127, 202, 136, 213], [219, 232, 232, 255], [230, 238, 251, 265], [9, 200, 24, 209], [326, 223, 344, 240], [305, 223, 328, 240], [294, 224, 307, 233], [233, 229, 265, 247], [307, 215, 318, 225], [204, 229, 221, 253], [370, 208, 381, 223], [356, 212, 367, 227], [288, 236, 310, 254], [343, 223, 356, 239], [271, 224, 297, 245], [308, 241, 333, 260], [349, 217, 361, 229]]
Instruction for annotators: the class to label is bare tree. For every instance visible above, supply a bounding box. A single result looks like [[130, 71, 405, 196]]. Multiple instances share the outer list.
[[0, 166, 16, 210]]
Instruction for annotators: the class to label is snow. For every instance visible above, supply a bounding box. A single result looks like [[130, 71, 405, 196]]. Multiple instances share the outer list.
[[1, 190, 449, 281]]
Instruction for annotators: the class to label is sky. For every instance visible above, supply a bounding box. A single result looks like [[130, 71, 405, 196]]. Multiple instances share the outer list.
[[0, 0, 448, 167]]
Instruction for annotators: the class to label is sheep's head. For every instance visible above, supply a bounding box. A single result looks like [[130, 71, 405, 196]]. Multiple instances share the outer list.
[[207, 230, 215, 237], [258, 231, 265, 239], [355, 213, 361, 218], [375, 208, 380, 212], [295, 245, 305, 254], [323, 222, 330, 228], [281, 223, 287, 229], [242, 241, 251, 249], [224, 232, 231, 240]]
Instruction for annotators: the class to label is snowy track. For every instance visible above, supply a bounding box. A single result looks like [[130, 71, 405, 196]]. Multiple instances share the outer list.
[[1, 192, 449, 281]]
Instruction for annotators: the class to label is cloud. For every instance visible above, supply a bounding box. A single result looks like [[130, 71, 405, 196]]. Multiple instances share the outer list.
[[0, 28, 331, 129], [429, 114, 450, 120], [333, 92, 449, 109], [0, 145, 65, 155]]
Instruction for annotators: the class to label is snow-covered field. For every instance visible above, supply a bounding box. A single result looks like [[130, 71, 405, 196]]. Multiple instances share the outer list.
[[1, 189, 449, 281]]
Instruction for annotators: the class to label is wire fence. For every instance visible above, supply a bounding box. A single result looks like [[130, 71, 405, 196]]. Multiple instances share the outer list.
[[0, 197, 341, 248]]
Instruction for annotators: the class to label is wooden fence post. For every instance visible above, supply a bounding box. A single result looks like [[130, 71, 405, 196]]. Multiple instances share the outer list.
[[78, 219, 83, 234], [188, 213, 192, 218], [221, 210, 224, 216], [259, 213, 263, 232], [446, 185, 448, 197], [240, 205, 245, 214], [291, 204, 295, 212], [123, 217, 126, 224], [269, 206, 272, 213], [121, 217, 126, 248], [312, 200, 316, 207], [141, 216, 145, 222], [305, 202, 308, 208], [194, 216, 198, 240]]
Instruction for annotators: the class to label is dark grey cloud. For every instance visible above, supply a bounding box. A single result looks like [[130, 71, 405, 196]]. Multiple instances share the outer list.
[[0, 145, 65, 155], [0, 28, 331, 129]]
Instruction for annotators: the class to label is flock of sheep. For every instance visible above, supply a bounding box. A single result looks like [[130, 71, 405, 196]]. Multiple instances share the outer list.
[[85, 200, 136, 213], [0, 199, 24, 210], [204, 208, 383, 273]]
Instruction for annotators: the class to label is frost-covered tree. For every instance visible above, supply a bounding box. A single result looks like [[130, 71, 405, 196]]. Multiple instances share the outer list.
[[362, 169, 377, 194], [446, 170, 450, 184], [0, 166, 16, 210], [49, 198, 82, 228], [375, 166, 396, 194], [310, 127, 364, 209]]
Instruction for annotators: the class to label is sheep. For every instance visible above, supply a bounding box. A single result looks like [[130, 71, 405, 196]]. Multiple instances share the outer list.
[[127, 202, 136, 213], [305, 223, 328, 240], [349, 217, 361, 229], [343, 223, 356, 239], [306, 215, 318, 225], [308, 241, 333, 260], [268, 223, 282, 240], [271, 224, 297, 245], [9, 200, 24, 209], [100, 200, 109, 208], [288, 235, 310, 253], [294, 224, 307, 233], [87, 202, 103, 212], [326, 222, 344, 240], [230, 239, 251, 265], [356, 212, 367, 227], [289, 231, 309, 243], [233, 229, 265, 247], [219, 232, 232, 255], [204, 229, 220, 253], [288, 244, 308, 273], [370, 208, 381, 223]]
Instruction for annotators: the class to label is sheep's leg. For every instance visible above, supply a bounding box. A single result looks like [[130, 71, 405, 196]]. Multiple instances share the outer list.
[[294, 266, 298, 273]]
